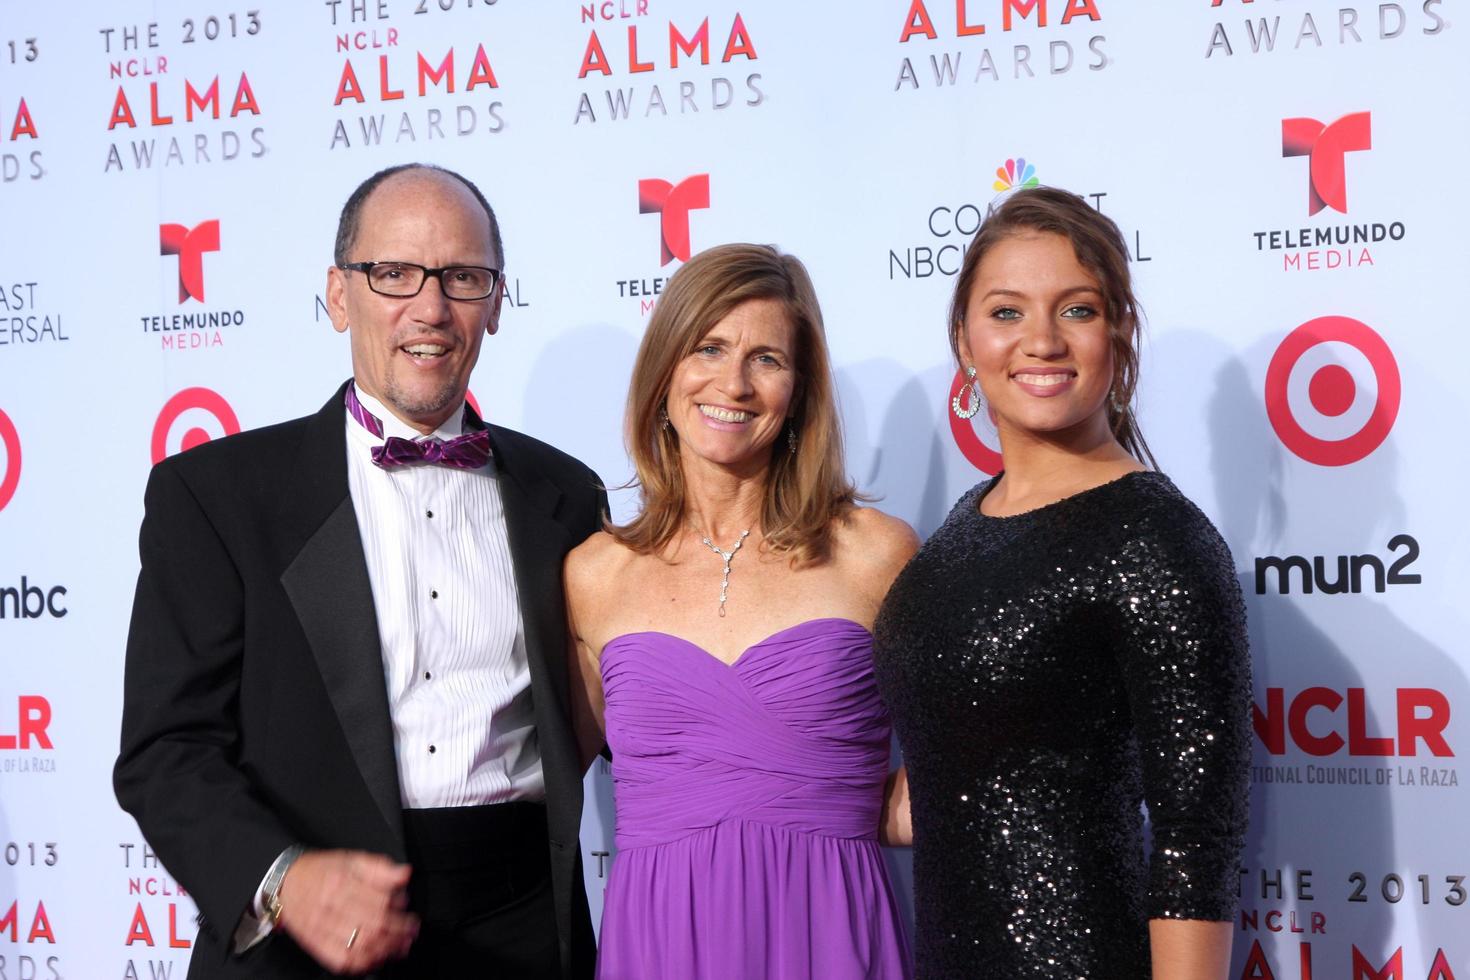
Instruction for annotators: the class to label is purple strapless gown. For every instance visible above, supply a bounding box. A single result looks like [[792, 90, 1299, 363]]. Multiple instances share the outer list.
[[596, 618, 912, 979]]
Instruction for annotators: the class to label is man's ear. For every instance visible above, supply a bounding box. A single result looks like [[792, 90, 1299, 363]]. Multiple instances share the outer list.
[[326, 265, 350, 335], [485, 279, 504, 337]]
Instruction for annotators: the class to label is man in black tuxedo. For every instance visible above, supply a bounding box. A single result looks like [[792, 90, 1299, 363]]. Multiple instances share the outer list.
[[115, 164, 603, 978]]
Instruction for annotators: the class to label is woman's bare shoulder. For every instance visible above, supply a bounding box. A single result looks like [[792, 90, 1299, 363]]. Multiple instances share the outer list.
[[823, 506, 922, 613], [839, 505, 921, 562], [566, 530, 640, 590]]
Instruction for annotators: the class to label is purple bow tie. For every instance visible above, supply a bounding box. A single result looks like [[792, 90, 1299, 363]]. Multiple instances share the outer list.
[[346, 383, 491, 471], [373, 431, 491, 470]]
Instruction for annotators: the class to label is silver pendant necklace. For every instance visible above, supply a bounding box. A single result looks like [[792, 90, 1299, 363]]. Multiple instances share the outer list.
[[697, 528, 750, 617]]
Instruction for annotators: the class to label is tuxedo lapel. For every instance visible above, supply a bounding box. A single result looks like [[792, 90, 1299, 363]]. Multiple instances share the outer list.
[[488, 428, 574, 726], [485, 427, 591, 975], [278, 386, 404, 848]]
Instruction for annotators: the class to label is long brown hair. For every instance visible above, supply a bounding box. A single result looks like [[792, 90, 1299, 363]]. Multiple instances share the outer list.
[[948, 187, 1157, 469], [610, 243, 857, 565]]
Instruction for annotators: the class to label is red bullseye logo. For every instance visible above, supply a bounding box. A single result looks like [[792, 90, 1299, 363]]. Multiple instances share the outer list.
[[151, 388, 241, 464], [0, 407, 21, 512], [1265, 316, 1400, 466], [947, 368, 1002, 475]]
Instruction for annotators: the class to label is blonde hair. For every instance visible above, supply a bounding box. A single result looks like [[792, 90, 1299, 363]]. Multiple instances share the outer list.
[[610, 243, 857, 565]]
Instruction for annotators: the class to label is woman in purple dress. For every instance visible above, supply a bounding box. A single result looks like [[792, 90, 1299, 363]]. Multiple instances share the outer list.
[[565, 243, 915, 979]]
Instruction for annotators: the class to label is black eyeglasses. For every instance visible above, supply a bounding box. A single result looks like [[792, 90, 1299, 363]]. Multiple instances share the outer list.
[[339, 261, 502, 301]]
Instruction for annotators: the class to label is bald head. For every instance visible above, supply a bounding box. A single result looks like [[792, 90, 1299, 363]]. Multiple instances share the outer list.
[[334, 163, 503, 269]]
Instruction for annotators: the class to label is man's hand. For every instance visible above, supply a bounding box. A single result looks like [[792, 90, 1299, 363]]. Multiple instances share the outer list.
[[276, 850, 418, 974]]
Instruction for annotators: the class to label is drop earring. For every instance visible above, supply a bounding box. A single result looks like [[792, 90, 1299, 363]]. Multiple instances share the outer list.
[[952, 366, 983, 420], [1109, 381, 1126, 415]]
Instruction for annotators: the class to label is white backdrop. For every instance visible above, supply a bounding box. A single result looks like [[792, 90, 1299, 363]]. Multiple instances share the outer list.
[[1, 2, 1467, 977]]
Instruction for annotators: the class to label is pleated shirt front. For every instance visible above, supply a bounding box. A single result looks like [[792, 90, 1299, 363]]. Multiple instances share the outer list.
[[345, 387, 541, 809]]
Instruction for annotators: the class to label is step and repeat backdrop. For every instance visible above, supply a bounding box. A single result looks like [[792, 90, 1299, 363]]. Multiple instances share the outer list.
[[2, 1, 1467, 977]]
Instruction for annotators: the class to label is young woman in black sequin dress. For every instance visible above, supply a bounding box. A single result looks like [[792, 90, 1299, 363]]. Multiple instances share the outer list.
[[873, 187, 1251, 979]]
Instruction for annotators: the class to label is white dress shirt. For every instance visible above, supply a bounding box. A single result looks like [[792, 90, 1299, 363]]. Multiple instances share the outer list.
[[345, 386, 543, 807]]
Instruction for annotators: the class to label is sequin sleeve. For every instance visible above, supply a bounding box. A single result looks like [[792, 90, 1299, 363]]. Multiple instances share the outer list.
[[1107, 501, 1251, 922]]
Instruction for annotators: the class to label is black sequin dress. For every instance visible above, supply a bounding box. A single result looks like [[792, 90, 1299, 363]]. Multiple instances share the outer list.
[[873, 471, 1250, 979]]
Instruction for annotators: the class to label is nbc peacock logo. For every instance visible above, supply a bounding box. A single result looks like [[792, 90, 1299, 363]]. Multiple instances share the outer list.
[[993, 157, 1039, 193]]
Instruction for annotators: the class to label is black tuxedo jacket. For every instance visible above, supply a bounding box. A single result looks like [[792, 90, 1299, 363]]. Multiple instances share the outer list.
[[115, 383, 604, 979]]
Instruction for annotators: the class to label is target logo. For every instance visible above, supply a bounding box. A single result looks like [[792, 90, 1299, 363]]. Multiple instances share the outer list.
[[1265, 316, 1400, 466], [638, 174, 709, 266], [0, 408, 20, 512], [150, 388, 241, 465], [947, 367, 1002, 475], [0, 405, 20, 514]]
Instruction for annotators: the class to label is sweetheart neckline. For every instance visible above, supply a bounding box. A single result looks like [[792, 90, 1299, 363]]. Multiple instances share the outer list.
[[600, 617, 873, 669]]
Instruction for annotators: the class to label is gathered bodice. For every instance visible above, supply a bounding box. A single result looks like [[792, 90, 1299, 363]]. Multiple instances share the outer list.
[[600, 618, 892, 849]]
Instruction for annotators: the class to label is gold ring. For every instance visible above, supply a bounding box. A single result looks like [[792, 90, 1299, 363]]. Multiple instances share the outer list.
[[346, 926, 359, 950]]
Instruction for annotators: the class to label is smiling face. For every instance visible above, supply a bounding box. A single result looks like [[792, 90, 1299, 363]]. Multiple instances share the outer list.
[[958, 231, 1116, 450], [325, 170, 502, 434], [666, 297, 798, 477]]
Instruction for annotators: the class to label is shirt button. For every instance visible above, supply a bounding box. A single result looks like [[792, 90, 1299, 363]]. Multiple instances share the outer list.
[[428, 744, 436, 754], [426, 509, 434, 519], [430, 589, 439, 599], [424, 671, 432, 680]]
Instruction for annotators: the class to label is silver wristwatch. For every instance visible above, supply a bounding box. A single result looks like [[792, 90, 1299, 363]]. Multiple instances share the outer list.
[[263, 844, 306, 927]]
